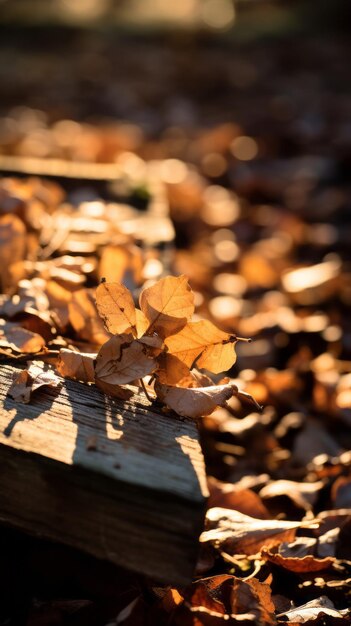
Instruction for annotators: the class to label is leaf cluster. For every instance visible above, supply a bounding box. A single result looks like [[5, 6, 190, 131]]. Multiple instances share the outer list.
[[57, 275, 258, 418]]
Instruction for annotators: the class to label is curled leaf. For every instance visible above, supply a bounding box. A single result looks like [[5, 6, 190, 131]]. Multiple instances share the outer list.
[[57, 348, 96, 383], [95, 334, 157, 386], [156, 352, 191, 385], [276, 596, 349, 624], [0, 319, 45, 354], [154, 381, 238, 418], [261, 545, 334, 573], [69, 288, 111, 345], [200, 507, 319, 556], [95, 281, 137, 335], [139, 274, 194, 338], [165, 319, 237, 373], [0, 214, 27, 292], [8, 362, 61, 404]]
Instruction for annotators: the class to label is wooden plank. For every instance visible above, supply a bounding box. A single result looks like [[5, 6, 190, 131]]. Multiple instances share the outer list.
[[0, 364, 208, 585], [0, 155, 123, 181]]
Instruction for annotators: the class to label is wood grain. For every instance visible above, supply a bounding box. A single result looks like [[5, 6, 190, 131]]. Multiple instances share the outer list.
[[0, 364, 208, 584]]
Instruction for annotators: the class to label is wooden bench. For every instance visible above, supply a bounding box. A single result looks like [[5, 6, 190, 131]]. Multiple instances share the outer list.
[[0, 364, 208, 585]]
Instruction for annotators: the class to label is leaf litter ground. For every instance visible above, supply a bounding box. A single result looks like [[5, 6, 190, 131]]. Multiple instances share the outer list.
[[0, 30, 351, 626]]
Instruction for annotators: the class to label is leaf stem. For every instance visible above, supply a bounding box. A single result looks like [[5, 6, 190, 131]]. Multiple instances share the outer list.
[[139, 378, 153, 403]]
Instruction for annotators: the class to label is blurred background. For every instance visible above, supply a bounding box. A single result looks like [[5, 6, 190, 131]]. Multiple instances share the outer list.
[[0, 0, 351, 445], [1, 2, 351, 624]]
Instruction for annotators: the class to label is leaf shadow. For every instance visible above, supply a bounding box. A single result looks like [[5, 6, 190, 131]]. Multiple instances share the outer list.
[[3, 383, 62, 437], [141, 302, 188, 338]]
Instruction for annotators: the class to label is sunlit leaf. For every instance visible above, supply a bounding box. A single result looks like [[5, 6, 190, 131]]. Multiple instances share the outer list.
[[7, 361, 61, 404], [165, 319, 237, 373], [139, 274, 194, 338], [0, 214, 27, 292], [57, 348, 96, 383], [95, 334, 157, 386], [276, 596, 349, 624], [261, 546, 334, 573], [154, 381, 238, 418], [200, 507, 319, 556], [0, 319, 45, 353], [95, 281, 137, 336], [69, 288, 111, 345]]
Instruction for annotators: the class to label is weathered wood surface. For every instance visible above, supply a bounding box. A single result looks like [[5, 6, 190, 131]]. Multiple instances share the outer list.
[[0, 364, 208, 584]]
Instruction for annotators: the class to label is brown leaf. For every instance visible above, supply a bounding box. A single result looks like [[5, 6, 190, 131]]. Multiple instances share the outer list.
[[135, 308, 150, 338], [208, 477, 270, 519], [200, 507, 318, 556], [56, 348, 96, 383], [0, 319, 45, 353], [95, 334, 157, 386], [259, 479, 325, 515], [261, 545, 334, 573], [98, 243, 143, 286], [95, 281, 137, 336], [0, 214, 27, 292], [139, 274, 194, 338], [182, 575, 275, 626], [165, 319, 237, 373], [155, 382, 238, 418], [156, 352, 191, 385], [8, 362, 61, 403], [230, 577, 275, 626], [69, 288, 111, 345], [0, 277, 50, 317], [276, 596, 349, 624]]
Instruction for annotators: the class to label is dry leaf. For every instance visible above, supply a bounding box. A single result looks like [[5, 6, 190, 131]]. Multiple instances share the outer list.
[[99, 243, 143, 286], [276, 596, 349, 624], [57, 348, 96, 383], [0, 319, 45, 353], [135, 308, 150, 337], [0, 214, 27, 292], [182, 574, 275, 626], [165, 319, 237, 373], [139, 274, 194, 338], [201, 508, 318, 556], [231, 577, 275, 626], [69, 288, 111, 345], [155, 382, 238, 418], [95, 334, 157, 386], [8, 362, 61, 403], [95, 281, 137, 336], [208, 477, 270, 519], [156, 352, 191, 385], [259, 479, 325, 516], [261, 546, 334, 573]]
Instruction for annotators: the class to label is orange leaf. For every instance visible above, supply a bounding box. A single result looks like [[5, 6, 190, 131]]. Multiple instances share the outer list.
[[261, 546, 334, 573], [95, 281, 137, 335], [156, 353, 191, 385], [95, 334, 157, 386], [154, 381, 238, 418], [69, 288, 111, 345], [8, 362, 61, 404], [57, 348, 96, 383], [165, 320, 237, 373], [201, 508, 319, 556], [0, 214, 27, 292], [139, 275, 194, 338], [0, 319, 45, 354]]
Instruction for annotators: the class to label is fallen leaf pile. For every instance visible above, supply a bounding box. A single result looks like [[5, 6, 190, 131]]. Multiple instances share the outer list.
[[1, 20, 351, 626], [55, 275, 258, 418]]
